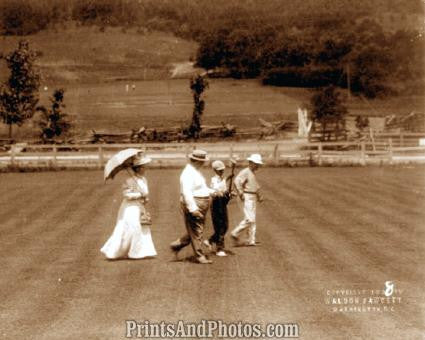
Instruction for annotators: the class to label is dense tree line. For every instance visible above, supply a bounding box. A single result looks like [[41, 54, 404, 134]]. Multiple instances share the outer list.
[[1, 0, 422, 38], [1, 0, 423, 97], [195, 5, 424, 98]]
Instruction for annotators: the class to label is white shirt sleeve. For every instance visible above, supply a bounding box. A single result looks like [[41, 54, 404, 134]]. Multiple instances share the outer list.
[[180, 168, 198, 213], [211, 176, 227, 193], [234, 170, 247, 194], [138, 177, 149, 196], [210, 176, 219, 190]]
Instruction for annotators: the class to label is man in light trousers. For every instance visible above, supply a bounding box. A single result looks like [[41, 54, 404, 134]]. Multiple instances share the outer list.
[[231, 154, 263, 246]]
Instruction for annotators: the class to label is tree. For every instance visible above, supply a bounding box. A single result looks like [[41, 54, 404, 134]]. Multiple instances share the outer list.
[[36, 89, 72, 143], [0, 40, 41, 139], [310, 85, 347, 141], [187, 74, 208, 139]]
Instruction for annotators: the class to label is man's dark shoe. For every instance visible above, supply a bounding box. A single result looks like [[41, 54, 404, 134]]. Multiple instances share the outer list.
[[170, 246, 180, 260]]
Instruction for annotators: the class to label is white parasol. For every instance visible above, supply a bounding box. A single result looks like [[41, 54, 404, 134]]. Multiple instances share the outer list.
[[103, 148, 143, 181]]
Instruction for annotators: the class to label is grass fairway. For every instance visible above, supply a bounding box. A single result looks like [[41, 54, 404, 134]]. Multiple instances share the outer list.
[[0, 167, 424, 339]]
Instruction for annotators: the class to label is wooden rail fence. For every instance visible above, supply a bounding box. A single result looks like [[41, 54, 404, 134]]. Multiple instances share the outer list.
[[1, 138, 425, 168]]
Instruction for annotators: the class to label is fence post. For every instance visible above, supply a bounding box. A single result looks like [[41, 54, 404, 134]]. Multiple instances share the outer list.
[[360, 141, 366, 166], [10, 145, 15, 167], [400, 132, 404, 147], [388, 138, 393, 164], [98, 145, 104, 168], [230, 144, 233, 159], [53, 145, 58, 167], [185, 144, 190, 160], [273, 143, 279, 165], [318, 142, 323, 166]]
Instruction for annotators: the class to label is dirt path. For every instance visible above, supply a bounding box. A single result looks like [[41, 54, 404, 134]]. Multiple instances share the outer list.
[[0, 168, 423, 339]]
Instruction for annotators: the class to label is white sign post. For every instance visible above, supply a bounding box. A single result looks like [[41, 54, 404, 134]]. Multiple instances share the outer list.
[[298, 108, 312, 138]]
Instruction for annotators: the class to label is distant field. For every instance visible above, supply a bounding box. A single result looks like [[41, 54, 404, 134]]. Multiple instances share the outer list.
[[1, 167, 424, 339], [1, 78, 424, 140]]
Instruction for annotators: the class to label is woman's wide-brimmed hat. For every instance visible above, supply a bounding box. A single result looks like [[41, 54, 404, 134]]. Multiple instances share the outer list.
[[247, 153, 263, 165], [189, 149, 209, 162], [132, 155, 152, 167]]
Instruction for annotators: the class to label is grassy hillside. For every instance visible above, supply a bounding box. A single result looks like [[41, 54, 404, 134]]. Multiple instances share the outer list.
[[0, 25, 197, 85]]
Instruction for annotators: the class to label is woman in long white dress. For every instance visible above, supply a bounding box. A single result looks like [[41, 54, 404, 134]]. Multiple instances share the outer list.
[[101, 155, 157, 259]]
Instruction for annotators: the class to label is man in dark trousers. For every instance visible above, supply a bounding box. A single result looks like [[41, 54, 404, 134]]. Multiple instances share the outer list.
[[203, 160, 232, 257]]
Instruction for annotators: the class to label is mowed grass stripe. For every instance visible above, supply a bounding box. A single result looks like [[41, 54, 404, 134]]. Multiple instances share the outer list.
[[269, 175, 419, 281], [1, 178, 117, 338], [365, 169, 425, 191], [262, 176, 396, 284], [310, 170, 425, 219], [305, 175, 424, 239], [0, 183, 94, 260], [257, 222, 366, 339], [297, 170, 424, 239], [268, 172, 424, 335], [305, 177, 421, 281], [0, 184, 36, 207], [276, 167, 424, 200], [0, 178, 65, 230], [0, 178, 100, 301], [256, 183, 367, 338], [260, 179, 369, 283], [146, 169, 183, 247], [308, 173, 425, 269], [259, 174, 365, 282], [259, 179, 422, 338]]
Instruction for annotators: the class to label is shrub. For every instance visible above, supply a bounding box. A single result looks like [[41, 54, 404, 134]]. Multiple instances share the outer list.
[[36, 89, 72, 143]]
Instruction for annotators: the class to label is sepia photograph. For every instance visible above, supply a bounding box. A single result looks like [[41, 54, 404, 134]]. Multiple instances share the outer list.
[[0, 0, 424, 339]]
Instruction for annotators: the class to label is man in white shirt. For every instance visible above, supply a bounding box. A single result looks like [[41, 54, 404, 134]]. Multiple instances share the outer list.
[[231, 154, 264, 246], [170, 149, 214, 264]]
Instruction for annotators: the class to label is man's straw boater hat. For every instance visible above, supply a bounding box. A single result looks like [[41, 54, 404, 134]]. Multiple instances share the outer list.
[[189, 149, 209, 162]]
